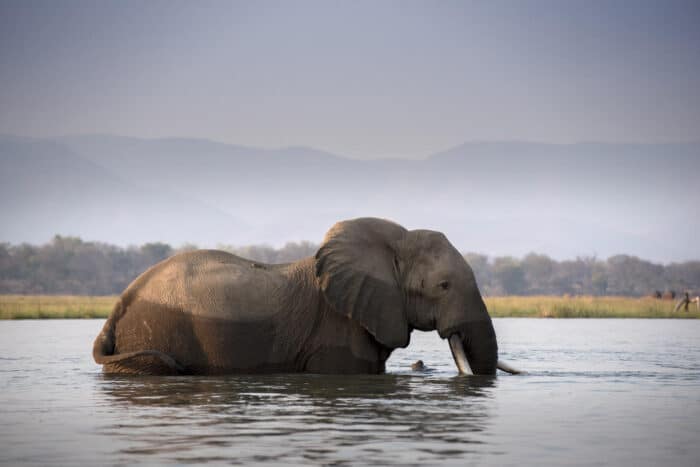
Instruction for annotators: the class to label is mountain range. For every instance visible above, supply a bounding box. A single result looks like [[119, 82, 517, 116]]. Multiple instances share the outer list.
[[1, 134, 698, 262]]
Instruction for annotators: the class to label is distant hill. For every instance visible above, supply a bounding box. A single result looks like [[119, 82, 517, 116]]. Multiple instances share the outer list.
[[0, 137, 245, 246], [1, 135, 698, 262]]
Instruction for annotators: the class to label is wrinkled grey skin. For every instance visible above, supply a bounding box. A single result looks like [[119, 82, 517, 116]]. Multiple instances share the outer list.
[[93, 218, 498, 375]]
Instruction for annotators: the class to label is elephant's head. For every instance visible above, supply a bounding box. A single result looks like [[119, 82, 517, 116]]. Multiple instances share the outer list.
[[315, 217, 498, 375]]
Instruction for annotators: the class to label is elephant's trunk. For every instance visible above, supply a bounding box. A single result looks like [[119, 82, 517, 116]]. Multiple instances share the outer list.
[[446, 319, 498, 376]]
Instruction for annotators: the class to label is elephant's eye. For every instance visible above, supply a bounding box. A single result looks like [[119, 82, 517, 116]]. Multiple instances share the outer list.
[[439, 280, 450, 291]]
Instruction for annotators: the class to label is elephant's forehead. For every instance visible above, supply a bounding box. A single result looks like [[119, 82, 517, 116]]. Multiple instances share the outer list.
[[407, 229, 461, 254], [407, 231, 462, 261], [409, 229, 446, 242]]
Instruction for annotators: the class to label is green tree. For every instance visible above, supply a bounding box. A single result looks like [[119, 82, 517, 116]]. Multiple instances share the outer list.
[[521, 253, 554, 294], [591, 271, 608, 295], [493, 257, 526, 295]]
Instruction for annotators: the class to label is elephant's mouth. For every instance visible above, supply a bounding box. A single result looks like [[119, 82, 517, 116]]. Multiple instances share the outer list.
[[447, 333, 523, 376]]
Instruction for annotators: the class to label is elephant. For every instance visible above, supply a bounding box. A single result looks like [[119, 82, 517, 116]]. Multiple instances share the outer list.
[[93, 217, 520, 376]]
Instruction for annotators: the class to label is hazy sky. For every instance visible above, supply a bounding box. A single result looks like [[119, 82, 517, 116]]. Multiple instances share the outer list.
[[1, 0, 699, 158]]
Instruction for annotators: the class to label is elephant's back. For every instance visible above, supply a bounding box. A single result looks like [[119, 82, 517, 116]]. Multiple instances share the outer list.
[[105, 250, 297, 373], [121, 249, 286, 321]]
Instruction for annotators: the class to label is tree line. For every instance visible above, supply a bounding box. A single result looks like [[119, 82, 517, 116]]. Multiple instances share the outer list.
[[0, 236, 697, 296]]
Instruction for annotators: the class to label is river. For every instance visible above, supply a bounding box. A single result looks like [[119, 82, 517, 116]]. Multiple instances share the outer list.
[[1, 319, 699, 466]]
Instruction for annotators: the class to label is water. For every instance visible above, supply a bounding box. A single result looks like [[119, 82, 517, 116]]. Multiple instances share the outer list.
[[1, 319, 699, 466]]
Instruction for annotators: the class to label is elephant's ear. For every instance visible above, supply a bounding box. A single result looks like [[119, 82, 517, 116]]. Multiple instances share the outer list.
[[315, 218, 410, 349]]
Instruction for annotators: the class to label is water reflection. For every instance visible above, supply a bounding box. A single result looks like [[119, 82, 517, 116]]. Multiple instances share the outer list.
[[99, 373, 496, 403], [96, 374, 497, 464], [3, 320, 700, 465]]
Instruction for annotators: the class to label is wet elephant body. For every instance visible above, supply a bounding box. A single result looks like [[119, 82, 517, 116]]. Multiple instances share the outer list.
[[94, 218, 506, 375]]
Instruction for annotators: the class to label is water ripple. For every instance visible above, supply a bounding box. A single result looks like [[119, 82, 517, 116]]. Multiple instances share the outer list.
[[1, 319, 700, 465]]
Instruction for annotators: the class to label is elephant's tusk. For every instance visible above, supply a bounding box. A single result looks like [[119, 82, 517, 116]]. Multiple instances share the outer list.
[[497, 360, 525, 375], [448, 334, 473, 375]]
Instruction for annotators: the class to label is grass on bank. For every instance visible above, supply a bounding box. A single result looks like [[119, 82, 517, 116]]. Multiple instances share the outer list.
[[485, 295, 700, 319], [0, 294, 698, 319], [0, 295, 117, 319]]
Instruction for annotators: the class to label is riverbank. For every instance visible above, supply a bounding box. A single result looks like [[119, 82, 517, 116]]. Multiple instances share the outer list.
[[485, 295, 699, 318], [0, 295, 115, 319], [0, 294, 698, 319]]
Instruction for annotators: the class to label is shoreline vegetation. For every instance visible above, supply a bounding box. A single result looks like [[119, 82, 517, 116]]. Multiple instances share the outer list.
[[2, 236, 699, 298], [0, 295, 698, 320]]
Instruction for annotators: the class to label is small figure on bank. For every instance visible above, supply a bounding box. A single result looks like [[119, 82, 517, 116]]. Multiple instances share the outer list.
[[674, 292, 699, 312]]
